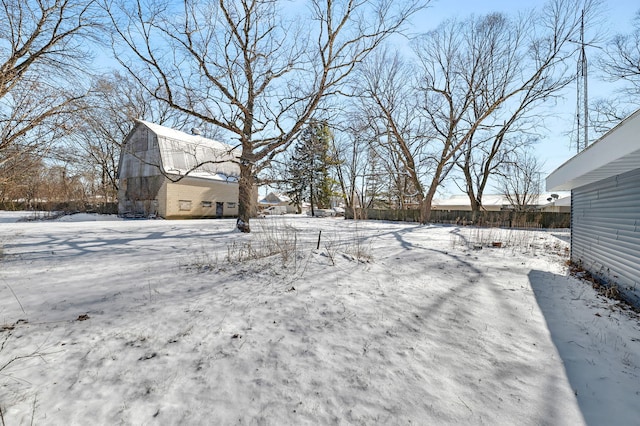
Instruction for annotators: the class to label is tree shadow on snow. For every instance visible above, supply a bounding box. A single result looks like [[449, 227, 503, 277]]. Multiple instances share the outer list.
[[2, 226, 238, 261]]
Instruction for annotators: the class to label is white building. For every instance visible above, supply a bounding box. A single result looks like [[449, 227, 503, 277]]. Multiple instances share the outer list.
[[432, 193, 570, 212], [547, 109, 640, 306]]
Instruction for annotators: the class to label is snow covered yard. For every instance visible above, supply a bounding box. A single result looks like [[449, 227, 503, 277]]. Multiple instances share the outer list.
[[1, 213, 638, 425]]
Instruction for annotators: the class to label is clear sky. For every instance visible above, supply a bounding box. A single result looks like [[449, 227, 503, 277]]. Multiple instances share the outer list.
[[413, 0, 638, 194]]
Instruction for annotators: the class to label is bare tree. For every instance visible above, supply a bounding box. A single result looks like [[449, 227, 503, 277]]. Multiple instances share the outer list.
[[331, 119, 375, 213], [599, 10, 640, 94], [0, 150, 43, 206], [0, 0, 102, 182], [593, 9, 640, 133], [453, 10, 563, 212], [456, 71, 569, 214], [496, 148, 543, 212], [105, 0, 427, 232], [415, 1, 597, 222], [352, 48, 431, 211], [353, 1, 596, 224]]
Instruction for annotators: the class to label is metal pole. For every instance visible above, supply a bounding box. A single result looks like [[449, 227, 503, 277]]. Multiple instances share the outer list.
[[582, 9, 589, 150]]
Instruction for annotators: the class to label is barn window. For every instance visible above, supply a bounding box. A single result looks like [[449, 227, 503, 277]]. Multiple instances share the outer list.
[[179, 200, 192, 211], [201, 201, 212, 208], [227, 202, 236, 208]]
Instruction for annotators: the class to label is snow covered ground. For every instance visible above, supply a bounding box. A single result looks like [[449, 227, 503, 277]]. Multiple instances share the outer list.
[[0, 212, 638, 425]]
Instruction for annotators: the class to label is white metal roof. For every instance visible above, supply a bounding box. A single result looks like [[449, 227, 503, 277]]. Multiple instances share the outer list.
[[432, 194, 508, 208], [546, 109, 640, 191], [259, 192, 291, 204], [138, 120, 240, 181], [432, 193, 570, 209]]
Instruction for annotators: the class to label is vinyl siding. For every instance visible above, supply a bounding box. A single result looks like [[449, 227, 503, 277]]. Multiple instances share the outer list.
[[119, 126, 162, 178], [572, 167, 640, 306]]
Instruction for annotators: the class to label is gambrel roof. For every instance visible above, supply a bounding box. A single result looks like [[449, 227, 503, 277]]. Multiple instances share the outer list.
[[121, 120, 240, 182]]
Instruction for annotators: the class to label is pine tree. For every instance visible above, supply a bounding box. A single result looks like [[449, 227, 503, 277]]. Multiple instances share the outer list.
[[286, 121, 338, 216]]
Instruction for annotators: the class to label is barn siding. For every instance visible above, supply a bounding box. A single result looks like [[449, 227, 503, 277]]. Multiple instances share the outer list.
[[572, 167, 640, 305], [119, 126, 162, 178], [118, 125, 164, 216], [164, 178, 239, 219], [117, 175, 163, 216]]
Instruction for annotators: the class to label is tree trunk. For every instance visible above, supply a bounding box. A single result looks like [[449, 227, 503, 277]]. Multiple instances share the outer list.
[[420, 189, 435, 224], [469, 194, 481, 212], [309, 179, 315, 217], [236, 162, 254, 233]]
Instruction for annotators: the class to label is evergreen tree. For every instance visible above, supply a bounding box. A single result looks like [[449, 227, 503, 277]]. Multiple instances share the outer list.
[[286, 122, 338, 215]]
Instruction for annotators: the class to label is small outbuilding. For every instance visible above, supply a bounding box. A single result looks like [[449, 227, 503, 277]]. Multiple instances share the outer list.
[[118, 120, 240, 219], [547, 109, 640, 306], [258, 192, 297, 213]]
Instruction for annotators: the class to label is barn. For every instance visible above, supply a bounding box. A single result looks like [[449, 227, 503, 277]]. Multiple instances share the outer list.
[[118, 120, 240, 219], [547, 109, 640, 306]]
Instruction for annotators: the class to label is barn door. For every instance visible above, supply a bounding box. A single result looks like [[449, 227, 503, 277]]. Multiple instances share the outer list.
[[216, 202, 224, 218]]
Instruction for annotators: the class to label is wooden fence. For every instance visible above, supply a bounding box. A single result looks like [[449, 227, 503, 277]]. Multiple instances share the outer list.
[[346, 208, 571, 229]]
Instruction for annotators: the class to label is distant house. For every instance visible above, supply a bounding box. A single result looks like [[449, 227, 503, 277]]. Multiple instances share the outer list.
[[118, 120, 240, 219], [258, 192, 297, 213], [432, 193, 570, 212], [547, 109, 640, 306]]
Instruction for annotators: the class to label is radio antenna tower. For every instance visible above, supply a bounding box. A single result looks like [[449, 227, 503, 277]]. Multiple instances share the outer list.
[[575, 9, 589, 153]]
